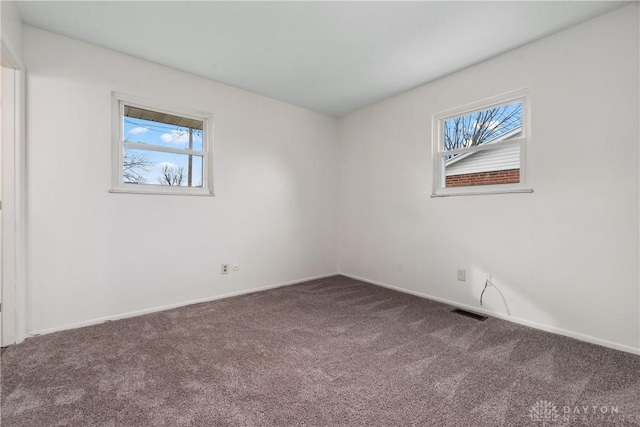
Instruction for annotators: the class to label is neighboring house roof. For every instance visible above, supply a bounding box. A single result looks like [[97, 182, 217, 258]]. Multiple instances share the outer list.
[[445, 127, 522, 176]]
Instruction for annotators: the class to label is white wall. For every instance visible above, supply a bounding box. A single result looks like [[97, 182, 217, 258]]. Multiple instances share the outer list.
[[1, 0, 25, 346], [337, 5, 640, 352], [21, 5, 640, 354], [1, 1, 23, 61], [23, 27, 338, 334]]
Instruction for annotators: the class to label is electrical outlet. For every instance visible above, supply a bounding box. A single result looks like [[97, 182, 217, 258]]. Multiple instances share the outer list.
[[221, 264, 229, 274], [457, 269, 466, 281]]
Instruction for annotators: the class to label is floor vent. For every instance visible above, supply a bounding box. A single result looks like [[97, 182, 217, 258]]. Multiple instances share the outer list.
[[452, 308, 488, 321]]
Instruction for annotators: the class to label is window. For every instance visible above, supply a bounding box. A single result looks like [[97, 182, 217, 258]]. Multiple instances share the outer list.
[[432, 88, 531, 196], [111, 93, 213, 196]]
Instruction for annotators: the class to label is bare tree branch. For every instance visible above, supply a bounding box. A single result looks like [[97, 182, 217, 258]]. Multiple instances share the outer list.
[[123, 152, 152, 184], [444, 103, 522, 152], [157, 165, 185, 186]]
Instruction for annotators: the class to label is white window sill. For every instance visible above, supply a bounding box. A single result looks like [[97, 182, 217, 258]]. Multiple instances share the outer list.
[[431, 188, 533, 197], [110, 186, 215, 197]]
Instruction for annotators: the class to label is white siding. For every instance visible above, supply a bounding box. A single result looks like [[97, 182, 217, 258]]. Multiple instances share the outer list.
[[445, 143, 520, 176]]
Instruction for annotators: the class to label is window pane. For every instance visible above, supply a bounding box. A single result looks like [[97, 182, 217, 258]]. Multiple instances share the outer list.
[[123, 147, 203, 187], [123, 105, 203, 151], [444, 144, 520, 188], [443, 101, 521, 152]]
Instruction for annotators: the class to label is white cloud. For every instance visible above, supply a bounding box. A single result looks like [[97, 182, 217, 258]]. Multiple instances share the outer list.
[[128, 126, 148, 135], [160, 130, 189, 144], [157, 162, 178, 170]]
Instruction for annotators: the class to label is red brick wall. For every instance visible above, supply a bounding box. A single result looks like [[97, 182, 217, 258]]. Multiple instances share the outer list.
[[446, 168, 520, 187]]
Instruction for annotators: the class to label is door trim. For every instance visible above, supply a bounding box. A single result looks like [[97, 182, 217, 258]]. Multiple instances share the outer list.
[[1, 41, 26, 346]]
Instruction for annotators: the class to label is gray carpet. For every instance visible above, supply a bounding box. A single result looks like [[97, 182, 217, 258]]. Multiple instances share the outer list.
[[2, 275, 640, 426]]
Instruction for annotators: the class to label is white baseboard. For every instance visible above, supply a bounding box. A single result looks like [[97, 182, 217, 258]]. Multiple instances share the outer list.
[[29, 272, 338, 337], [340, 272, 640, 356], [27, 271, 640, 356]]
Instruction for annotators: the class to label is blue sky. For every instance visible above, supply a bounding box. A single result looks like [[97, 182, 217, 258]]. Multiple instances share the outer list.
[[443, 101, 522, 151], [123, 116, 203, 186]]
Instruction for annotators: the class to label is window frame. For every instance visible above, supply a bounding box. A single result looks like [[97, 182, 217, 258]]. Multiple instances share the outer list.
[[110, 92, 214, 196], [431, 88, 532, 197]]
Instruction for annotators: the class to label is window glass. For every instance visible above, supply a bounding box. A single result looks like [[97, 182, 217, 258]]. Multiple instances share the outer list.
[[432, 89, 530, 196], [123, 147, 203, 187], [112, 93, 213, 196]]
